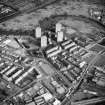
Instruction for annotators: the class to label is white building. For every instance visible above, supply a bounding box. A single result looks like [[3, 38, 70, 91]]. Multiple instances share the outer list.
[[57, 31, 64, 42], [5, 66, 16, 76], [53, 98, 61, 105], [35, 26, 42, 38], [64, 42, 76, 50], [41, 36, 47, 48], [48, 47, 62, 58], [56, 23, 62, 33], [46, 46, 59, 54], [62, 40, 72, 46]]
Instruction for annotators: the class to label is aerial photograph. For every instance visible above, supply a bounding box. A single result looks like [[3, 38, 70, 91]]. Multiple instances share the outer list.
[[0, 0, 105, 105]]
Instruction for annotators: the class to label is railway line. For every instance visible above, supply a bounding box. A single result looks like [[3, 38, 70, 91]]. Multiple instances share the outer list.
[[71, 97, 105, 105], [61, 50, 104, 105]]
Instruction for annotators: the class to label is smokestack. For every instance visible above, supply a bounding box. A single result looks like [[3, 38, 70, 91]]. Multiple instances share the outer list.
[[35, 26, 41, 38]]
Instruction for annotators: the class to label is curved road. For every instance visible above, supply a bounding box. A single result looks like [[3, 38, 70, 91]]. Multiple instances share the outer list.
[[40, 14, 105, 32]]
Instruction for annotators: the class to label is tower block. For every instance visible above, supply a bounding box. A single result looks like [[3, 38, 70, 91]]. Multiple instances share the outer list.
[[56, 23, 62, 33], [35, 26, 42, 38], [57, 31, 64, 42], [41, 36, 47, 48]]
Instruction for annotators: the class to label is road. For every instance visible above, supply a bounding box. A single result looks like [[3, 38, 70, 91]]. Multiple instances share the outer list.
[[61, 50, 104, 105], [23, 0, 59, 13]]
